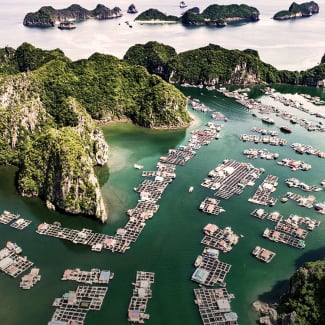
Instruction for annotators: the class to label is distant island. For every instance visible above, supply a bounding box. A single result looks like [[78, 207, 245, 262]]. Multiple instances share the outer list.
[[23, 4, 123, 28], [135, 9, 179, 23], [273, 1, 319, 20], [127, 4, 138, 14], [135, 4, 259, 27], [124, 41, 325, 87]]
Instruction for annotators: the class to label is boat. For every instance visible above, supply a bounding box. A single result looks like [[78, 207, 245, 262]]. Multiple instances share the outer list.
[[261, 117, 275, 124], [189, 186, 194, 193], [280, 126, 292, 133], [180, 1, 187, 8], [58, 21, 76, 30], [194, 255, 203, 267], [134, 164, 144, 170]]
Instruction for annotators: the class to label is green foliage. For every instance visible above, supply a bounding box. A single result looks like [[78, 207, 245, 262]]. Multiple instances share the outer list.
[[17, 127, 102, 217], [277, 259, 325, 325], [301, 63, 325, 86], [274, 1, 319, 19], [124, 41, 177, 80], [202, 4, 259, 20], [135, 9, 179, 21], [125, 42, 281, 85], [14, 42, 67, 72]]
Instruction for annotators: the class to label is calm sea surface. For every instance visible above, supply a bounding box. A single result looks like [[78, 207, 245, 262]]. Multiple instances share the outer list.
[[0, 1, 325, 325]]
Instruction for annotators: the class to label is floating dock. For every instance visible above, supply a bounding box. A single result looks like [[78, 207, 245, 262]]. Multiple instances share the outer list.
[[291, 143, 325, 158], [285, 191, 315, 209], [194, 287, 238, 325], [10, 218, 32, 230], [19, 267, 41, 289], [199, 197, 225, 216], [0, 242, 33, 278], [252, 246, 276, 263], [248, 175, 278, 206], [243, 148, 279, 160], [202, 224, 239, 253], [191, 250, 231, 287], [201, 159, 264, 200], [0, 210, 19, 224], [262, 228, 306, 249], [128, 271, 155, 323], [285, 178, 322, 192], [61, 268, 114, 284], [49, 285, 108, 325], [240, 134, 287, 146], [277, 158, 311, 171]]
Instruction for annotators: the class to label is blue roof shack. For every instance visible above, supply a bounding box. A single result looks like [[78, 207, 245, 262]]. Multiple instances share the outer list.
[[191, 268, 209, 284], [99, 270, 111, 284]]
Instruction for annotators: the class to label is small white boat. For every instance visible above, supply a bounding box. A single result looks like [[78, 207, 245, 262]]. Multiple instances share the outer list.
[[134, 164, 144, 170], [189, 186, 194, 193]]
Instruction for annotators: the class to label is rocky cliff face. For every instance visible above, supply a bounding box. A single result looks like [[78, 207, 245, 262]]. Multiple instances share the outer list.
[[0, 73, 109, 222], [273, 1, 319, 20]]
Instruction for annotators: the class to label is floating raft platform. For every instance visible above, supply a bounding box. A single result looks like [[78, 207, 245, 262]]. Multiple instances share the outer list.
[[252, 246, 276, 263], [0, 242, 33, 278], [10, 218, 32, 230], [37, 222, 131, 254], [201, 159, 264, 200], [250, 209, 283, 222], [240, 134, 287, 146], [285, 192, 315, 209], [0, 210, 19, 224], [277, 158, 311, 171], [248, 175, 278, 206], [194, 287, 238, 325], [251, 127, 278, 136], [291, 143, 325, 158], [285, 178, 322, 192], [199, 197, 225, 216], [128, 271, 155, 323], [62, 268, 114, 284], [49, 285, 108, 324], [20, 267, 41, 289], [275, 221, 308, 239], [202, 224, 239, 253], [243, 148, 279, 160], [191, 250, 231, 287], [262, 228, 306, 249]]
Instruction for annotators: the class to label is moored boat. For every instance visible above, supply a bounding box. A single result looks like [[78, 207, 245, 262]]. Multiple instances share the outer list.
[[261, 117, 275, 124], [180, 1, 187, 8], [58, 21, 76, 30], [280, 126, 292, 133]]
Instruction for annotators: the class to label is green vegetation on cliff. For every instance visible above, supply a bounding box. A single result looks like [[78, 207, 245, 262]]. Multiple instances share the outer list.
[[276, 259, 325, 324], [124, 42, 282, 85], [273, 1, 319, 20], [124, 41, 325, 87], [23, 4, 122, 27], [135, 9, 179, 22], [0, 43, 189, 220]]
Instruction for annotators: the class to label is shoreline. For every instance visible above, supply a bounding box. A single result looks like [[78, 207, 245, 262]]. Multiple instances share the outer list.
[[135, 20, 178, 24]]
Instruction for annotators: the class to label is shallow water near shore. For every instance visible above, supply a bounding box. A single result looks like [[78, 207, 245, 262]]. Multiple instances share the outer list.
[[0, 84, 324, 324]]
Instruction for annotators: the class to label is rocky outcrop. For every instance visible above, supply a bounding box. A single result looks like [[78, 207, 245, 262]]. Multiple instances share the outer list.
[[23, 4, 122, 27], [273, 1, 319, 20], [127, 4, 138, 14], [17, 127, 108, 222], [124, 42, 278, 86], [0, 73, 109, 222]]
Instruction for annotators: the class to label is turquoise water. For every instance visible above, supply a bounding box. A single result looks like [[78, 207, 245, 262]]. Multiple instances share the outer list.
[[0, 85, 324, 324], [1, 1, 325, 322]]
